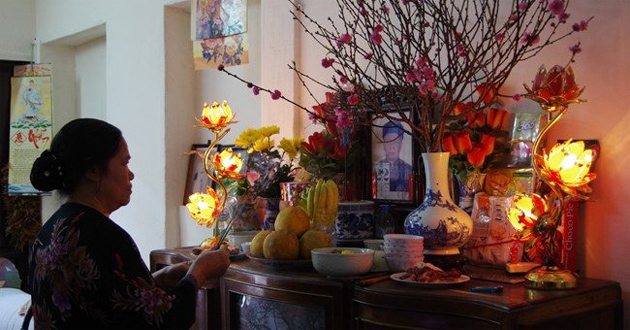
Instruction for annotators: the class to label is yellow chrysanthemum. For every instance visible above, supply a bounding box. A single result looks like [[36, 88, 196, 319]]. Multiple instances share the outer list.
[[253, 138, 274, 152], [279, 137, 303, 160], [258, 125, 280, 138], [235, 128, 260, 148]]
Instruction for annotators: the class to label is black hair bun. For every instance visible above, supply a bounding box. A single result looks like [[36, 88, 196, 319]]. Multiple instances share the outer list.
[[30, 150, 65, 192]]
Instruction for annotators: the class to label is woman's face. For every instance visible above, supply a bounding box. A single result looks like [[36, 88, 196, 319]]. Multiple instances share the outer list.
[[98, 138, 135, 214]]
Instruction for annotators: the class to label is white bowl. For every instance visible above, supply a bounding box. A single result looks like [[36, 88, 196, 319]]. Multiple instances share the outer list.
[[311, 247, 374, 277], [384, 234, 424, 244], [385, 256, 425, 272], [227, 230, 259, 249]]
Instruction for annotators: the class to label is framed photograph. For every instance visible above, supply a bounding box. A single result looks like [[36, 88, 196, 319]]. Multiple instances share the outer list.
[[183, 144, 215, 205], [370, 108, 415, 202]]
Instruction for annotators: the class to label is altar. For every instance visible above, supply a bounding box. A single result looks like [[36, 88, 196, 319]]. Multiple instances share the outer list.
[[150, 247, 623, 330]]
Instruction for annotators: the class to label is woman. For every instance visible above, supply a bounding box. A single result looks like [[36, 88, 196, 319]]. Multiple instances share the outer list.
[[28, 118, 230, 329]]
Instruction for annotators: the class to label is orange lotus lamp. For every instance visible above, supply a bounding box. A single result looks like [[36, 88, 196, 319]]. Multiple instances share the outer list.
[[510, 65, 596, 289], [185, 101, 239, 249]]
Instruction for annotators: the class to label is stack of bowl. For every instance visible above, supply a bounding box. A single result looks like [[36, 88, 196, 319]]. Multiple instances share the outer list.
[[383, 234, 424, 272]]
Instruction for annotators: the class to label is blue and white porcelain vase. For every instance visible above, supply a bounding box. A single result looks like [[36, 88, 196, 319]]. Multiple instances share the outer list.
[[404, 152, 473, 255]]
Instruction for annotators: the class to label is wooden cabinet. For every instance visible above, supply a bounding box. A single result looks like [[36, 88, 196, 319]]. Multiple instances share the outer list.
[[150, 248, 623, 330]]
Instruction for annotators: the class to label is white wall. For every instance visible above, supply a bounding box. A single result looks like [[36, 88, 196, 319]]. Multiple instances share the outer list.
[[0, 0, 35, 61], [75, 36, 106, 119]]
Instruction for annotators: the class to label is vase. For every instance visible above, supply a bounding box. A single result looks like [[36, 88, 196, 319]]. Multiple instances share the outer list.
[[262, 198, 281, 230], [334, 200, 375, 240], [403, 152, 473, 255], [454, 171, 487, 214]]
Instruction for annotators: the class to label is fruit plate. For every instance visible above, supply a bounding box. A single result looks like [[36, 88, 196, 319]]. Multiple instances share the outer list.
[[389, 272, 470, 289], [246, 253, 314, 270]]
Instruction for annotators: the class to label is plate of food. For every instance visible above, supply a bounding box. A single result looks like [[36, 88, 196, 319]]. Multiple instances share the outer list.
[[245, 253, 314, 270], [390, 265, 470, 288]]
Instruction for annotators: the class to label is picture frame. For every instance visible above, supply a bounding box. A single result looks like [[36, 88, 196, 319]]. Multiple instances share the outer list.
[[183, 143, 215, 205], [369, 104, 419, 203]]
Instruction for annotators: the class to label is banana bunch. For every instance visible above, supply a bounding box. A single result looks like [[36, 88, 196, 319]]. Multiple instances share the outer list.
[[306, 179, 339, 230]]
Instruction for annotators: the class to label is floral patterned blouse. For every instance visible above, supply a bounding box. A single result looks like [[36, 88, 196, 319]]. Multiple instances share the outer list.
[[28, 203, 197, 329]]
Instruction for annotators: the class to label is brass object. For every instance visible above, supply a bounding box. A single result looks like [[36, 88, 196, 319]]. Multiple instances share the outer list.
[[524, 265, 578, 290]]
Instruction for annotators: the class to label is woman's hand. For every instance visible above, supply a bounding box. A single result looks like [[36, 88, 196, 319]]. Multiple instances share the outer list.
[[153, 261, 191, 291], [187, 245, 231, 287]]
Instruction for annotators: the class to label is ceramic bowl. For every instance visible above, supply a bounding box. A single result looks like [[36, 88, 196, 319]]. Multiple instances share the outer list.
[[384, 234, 424, 244], [384, 255, 425, 272], [311, 247, 374, 277], [227, 231, 259, 250]]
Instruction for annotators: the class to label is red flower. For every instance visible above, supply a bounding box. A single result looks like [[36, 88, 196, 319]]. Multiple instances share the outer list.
[[271, 90, 282, 100], [476, 83, 496, 103], [450, 102, 472, 116], [347, 94, 360, 106], [454, 132, 472, 154], [442, 133, 457, 156], [486, 107, 507, 130], [479, 133, 496, 155], [321, 58, 335, 68], [467, 111, 485, 129], [466, 146, 487, 168]]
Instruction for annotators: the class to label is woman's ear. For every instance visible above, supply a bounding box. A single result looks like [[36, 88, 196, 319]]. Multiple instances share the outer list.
[[84, 164, 103, 183]]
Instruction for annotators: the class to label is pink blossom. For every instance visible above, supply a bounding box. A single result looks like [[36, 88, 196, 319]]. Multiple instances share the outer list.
[[347, 94, 360, 106], [370, 25, 384, 45], [415, 57, 428, 67], [402, 0, 410, 4], [337, 33, 353, 47], [558, 12, 570, 23], [405, 72, 415, 83], [321, 58, 335, 68], [518, 1, 529, 12], [569, 43, 582, 54], [381, 5, 390, 14], [334, 108, 352, 128], [360, 8, 368, 16], [364, 52, 373, 60], [520, 31, 540, 46], [252, 86, 260, 95], [509, 13, 519, 21], [572, 20, 589, 31], [339, 76, 348, 84], [548, 0, 565, 16], [495, 33, 505, 42], [217, 64, 225, 71], [513, 94, 522, 101], [271, 90, 282, 100], [421, 66, 435, 79], [456, 43, 466, 57]]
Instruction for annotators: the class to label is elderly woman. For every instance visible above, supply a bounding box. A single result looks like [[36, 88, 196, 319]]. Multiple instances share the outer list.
[[27, 118, 230, 329]]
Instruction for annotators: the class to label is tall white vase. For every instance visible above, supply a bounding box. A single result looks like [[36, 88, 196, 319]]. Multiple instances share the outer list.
[[403, 152, 473, 255]]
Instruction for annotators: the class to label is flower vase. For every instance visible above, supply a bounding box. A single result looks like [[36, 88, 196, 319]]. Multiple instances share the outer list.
[[262, 198, 281, 230], [404, 152, 473, 255], [455, 172, 487, 214]]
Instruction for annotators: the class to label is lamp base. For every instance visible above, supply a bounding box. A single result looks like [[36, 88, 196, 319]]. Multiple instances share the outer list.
[[524, 265, 578, 290]]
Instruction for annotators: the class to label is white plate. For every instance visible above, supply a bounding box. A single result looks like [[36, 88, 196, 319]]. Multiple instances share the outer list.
[[390, 272, 470, 288]]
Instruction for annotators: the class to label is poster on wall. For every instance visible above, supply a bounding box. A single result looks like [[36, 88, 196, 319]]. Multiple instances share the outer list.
[[8, 74, 53, 195], [192, 0, 247, 40], [193, 33, 249, 70]]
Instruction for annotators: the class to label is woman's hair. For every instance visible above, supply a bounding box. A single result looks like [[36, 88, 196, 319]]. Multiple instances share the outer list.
[[30, 118, 123, 194]]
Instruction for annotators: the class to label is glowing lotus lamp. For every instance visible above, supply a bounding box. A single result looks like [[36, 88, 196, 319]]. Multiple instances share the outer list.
[[510, 65, 596, 289], [186, 101, 239, 249]]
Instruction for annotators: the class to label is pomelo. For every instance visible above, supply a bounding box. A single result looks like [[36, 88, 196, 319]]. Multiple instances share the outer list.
[[274, 206, 310, 237], [263, 229, 299, 260], [299, 229, 331, 259], [249, 230, 272, 258]]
